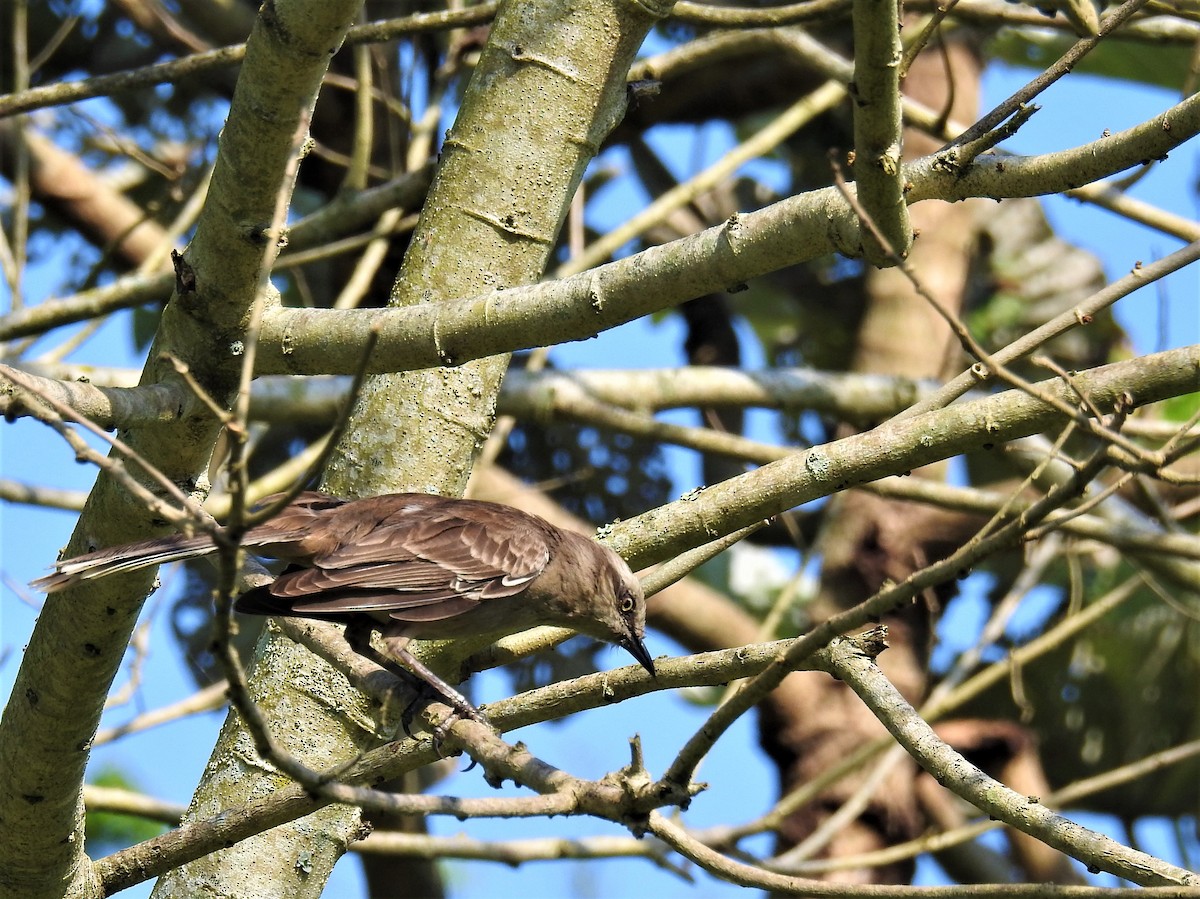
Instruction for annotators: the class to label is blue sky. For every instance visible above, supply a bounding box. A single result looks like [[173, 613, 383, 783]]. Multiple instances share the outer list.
[[2, 53, 1198, 899]]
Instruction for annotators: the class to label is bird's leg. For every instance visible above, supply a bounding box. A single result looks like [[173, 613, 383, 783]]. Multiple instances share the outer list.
[[342, 621, 489, 742], [353, 647, 434, 739]]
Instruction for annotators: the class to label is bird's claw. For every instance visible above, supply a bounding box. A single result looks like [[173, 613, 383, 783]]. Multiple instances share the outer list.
[[428, 700, 491, 758], [396, 686, 491, 749]]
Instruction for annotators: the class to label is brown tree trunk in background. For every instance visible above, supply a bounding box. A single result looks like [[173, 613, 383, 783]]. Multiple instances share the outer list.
[[682, 294, 746, 491], [359, 770, 447, 899], [0, 122, 172, 271], [759, 36, 992, 883]]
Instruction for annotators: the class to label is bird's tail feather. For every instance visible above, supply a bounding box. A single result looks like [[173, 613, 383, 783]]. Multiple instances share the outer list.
[[31, 534, 218, 593], [31, 527, 312, 594]]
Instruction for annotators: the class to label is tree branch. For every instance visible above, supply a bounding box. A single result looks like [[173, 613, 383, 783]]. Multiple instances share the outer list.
[[252, 92, 1200, 376], [609, 346, 1199, 569], [823, 633, 1198, 886]]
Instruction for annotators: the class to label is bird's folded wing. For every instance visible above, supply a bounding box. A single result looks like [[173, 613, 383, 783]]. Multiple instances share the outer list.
[[306, 513, 551, 588], [263, 585, 481, 623], [270, 562, 465, 601]]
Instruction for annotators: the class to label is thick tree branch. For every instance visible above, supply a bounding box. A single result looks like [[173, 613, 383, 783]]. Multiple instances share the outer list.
[[607, 346, 1199, 568], [850, 0, 909, 263], [252, 91, 1200, 376], [0, 362, 934, 430], [155, 0, 677, 893]]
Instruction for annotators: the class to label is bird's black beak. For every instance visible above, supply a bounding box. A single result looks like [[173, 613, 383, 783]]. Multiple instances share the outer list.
[[623, 635, 656, 677]]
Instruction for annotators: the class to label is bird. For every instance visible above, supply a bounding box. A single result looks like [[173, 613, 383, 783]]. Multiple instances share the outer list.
[[32, 491, 654, 722]]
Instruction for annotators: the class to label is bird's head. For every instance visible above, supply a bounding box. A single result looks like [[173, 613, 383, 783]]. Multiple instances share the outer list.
[[606, 557, 655, 677], [554, 533, 654, 676]]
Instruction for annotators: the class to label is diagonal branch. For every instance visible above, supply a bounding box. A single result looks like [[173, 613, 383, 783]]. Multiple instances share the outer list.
[[608, 346, 1200, 570], [824, 631, 1198, 886], [96, 638, 804, 893]]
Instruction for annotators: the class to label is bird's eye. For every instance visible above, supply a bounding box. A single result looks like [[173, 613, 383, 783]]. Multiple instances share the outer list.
[[619, 592, 635, 613]]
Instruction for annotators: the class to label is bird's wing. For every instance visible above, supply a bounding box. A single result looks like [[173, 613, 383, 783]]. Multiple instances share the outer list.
[[259, 563, 500, 623], [306, 507, 552, 591], [270, 562, 468, 603], [236, 576, 482, 623], [254, 505, 553, 622]]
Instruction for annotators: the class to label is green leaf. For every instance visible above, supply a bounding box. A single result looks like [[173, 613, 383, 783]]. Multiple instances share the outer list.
[[1160, 389, 1200, 423], [988, 33, 1192, 92], [85, 766, 168, 854]]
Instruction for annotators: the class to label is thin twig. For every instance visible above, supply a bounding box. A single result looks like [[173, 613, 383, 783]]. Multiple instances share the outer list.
[[0, 367, 213, 533], [947, 0, 1151, 151]]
